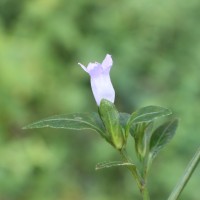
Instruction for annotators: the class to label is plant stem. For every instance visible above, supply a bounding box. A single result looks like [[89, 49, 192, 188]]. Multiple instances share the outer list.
[[119, 149, 141, 188], [141, 186, 150, 200], [119, 149, 150, 200], [141, 162, 150, 200], [167, 147, 200, 200]]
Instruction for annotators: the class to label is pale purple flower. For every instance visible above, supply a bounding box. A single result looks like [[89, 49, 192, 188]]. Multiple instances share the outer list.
[[78, 54, 115, 106]]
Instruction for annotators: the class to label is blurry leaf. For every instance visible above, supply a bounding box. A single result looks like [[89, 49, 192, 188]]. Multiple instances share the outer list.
[[150, 119, 179, 159], [128, 106, 172, 125], [126, 106, 171, 143], [96, 161, 136, 170], [99, 99, 124, 149], [119, 112, 130, 129], [23, 112, 106, 136], [131, 122, 154, 159]]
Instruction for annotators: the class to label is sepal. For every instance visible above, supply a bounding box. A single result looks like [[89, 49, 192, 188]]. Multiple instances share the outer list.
[[99, 99, 125, 150]]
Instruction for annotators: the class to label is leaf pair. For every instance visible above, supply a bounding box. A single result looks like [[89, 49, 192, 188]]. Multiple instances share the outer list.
[[24, 104, 178, 158], [23, 100, 130, 150], [126, 105, 178, 162], [23, 103, 179, 171]]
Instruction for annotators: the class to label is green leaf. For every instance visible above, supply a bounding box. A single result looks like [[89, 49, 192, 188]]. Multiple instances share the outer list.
[[132, 122, 154, 160], [119, 112, 130, 129], [128, 105, 172, 125], [99, 99, 124, 149], [119, 113, 131, 140], [126, 106, 172, 141], [150, 118, 179, 159], [23, 112, 106, 136], [95, 161, 136, 170]]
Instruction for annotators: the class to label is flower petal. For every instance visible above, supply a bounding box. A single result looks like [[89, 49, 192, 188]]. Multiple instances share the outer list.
[[90, 73, 115, 105], [78, 54, 115, 106], [87, 62, 103, 77], [78, 63, 88, 73], [102, 54, 113, 71]]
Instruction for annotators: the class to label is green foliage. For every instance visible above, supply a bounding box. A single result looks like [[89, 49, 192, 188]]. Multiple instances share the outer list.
[[150, 119, 179, 160], [126, 106, 172, 160], [96, 161, 136, 170], [119, 113, 131, 129], [99, 99, 124, 149], [0, 0, 200, 199], [131, 122, 153, 160], [23, 112, 105, 136], [24, 100, 181, 200], [127, 106, 172, 125]]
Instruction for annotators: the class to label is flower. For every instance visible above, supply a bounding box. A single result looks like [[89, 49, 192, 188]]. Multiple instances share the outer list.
[[78, 54, 115, 106]]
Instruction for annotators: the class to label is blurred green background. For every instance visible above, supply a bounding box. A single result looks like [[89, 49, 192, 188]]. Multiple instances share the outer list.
[[0, 0, 199, 199]]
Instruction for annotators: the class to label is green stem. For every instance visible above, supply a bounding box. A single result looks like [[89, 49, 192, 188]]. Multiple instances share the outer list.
[[119, 149, 141, 189], [119, 149, 150, 200], [167, 147, 200, 200], [141, 186, 150, 200], [141, 161, 150, 200]]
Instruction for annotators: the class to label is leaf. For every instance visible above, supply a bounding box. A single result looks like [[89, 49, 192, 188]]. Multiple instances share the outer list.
[[95, 161, 136, 170], [99, 99, 124, 149], [131, 122, 154, 159], [119, 112, 130, 129], [119, 112, 131, 139], [23, 112, 106, 136], [150, 118, 179, 159], [126, 106, 172, 140], [128, 106, 172, 125]]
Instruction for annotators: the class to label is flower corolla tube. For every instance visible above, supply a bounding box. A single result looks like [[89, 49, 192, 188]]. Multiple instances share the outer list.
[[78, 54, 115, 106]]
